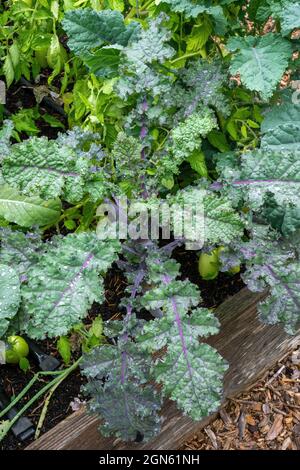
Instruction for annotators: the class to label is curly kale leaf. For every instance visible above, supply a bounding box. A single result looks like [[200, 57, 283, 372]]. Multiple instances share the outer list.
[[0, 264, 21, 338], [20, 233, 121, 339], [169, 60, 230, 120], [116, 15, 175, 99], [228, 34, 292, 100], [0, 229, 43, 277], [2, 132, 109, 204], [0, 121, 13, 160], [241, 239, 300, 334], [82, 342, 161, 441], [137, 253, 227, 419], [221, 150, 300, 210], [171, 109, 218, 161], [159, 0, 228, 34], [169, 185, 244, 244], [62, 8, 141, 55]]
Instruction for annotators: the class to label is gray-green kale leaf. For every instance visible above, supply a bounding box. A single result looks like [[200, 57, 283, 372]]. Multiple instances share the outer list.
[[82, 343, 161, 441], [138, 306, 226, 419], [261, 102, 300, 152], [2, 137, 90, 204], [0, 229, 43, 277], [0, 264, 21, 338], [225, 150, 300, 210], [62, 8, 140, 55], [228, 34, 292, 100], [20, 233, 121, 339], [242, 241, 300, 334]]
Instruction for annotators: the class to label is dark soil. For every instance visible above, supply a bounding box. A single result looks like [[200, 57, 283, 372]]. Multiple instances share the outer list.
[[4, 75, 67, 140]]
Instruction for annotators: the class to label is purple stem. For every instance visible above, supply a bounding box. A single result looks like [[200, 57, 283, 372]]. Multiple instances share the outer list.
[[162, 274, 194, 383], [120, 269, 145, 385], [232, 179, 300, 186]]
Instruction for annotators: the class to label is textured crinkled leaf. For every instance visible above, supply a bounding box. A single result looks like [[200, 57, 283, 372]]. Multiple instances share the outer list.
[[243, 246, 300, 334], [228, 34, 292, 99], [0, 184, 61, 227], [230, 150, 300, 209], [261, 103, 300, 151], [136, 249, 226, 420], [82, 343, 161, 441], [169, 186, 244, 244], [154, 342, 227, 419], [141, 280, 200, 315], [116, 15, 175, 98], [21, 233, 121, 339], [138, 307, 220, 352], [62, 8, 140, 55], [0, 229, 43, 277], [2, 137, 90, 204], [0, 264, 20, 338], [85, 380, 161, 441], [0, 121, 13, 160]]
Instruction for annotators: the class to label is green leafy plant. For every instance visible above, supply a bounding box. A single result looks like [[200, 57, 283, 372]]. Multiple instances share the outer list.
[[1, 0, 300, 444]]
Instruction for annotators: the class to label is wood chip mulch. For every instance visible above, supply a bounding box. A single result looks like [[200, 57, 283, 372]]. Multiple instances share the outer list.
[[182, 348, 300, 450]]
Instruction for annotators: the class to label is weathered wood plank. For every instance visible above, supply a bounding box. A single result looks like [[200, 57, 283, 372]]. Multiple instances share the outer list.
[[26, 288, 300, 450]]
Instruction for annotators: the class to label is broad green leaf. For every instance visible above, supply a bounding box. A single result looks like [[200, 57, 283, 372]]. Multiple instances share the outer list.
[[277, 1, 300, 37], [188, 151, 208, 177], [261, 102, 300, 151], [0, 184, 61, 227], [62, 8, 140, 55], [228, 34, 292, 100], [83, 48, 121, 78], [0, 264, 20, 338]]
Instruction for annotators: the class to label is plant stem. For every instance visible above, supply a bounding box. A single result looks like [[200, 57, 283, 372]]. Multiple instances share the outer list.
[[0, 358, 81, 442]]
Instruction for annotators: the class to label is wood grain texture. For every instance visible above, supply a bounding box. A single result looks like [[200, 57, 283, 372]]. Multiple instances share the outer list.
[[26, 288, 300, 450]]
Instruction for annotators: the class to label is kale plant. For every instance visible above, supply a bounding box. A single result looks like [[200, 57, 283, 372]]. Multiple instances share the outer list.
[[1, 0, 300, 443]]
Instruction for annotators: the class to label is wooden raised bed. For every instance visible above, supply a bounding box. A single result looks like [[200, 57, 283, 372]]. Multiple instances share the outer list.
[[26, 288, 300, 450]]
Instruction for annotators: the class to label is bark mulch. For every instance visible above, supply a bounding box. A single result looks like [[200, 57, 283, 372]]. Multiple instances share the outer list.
[[182, 347, 300, 450]]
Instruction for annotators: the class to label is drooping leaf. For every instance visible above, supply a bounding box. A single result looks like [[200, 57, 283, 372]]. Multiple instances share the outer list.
[[0, 184, 61, 227]]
